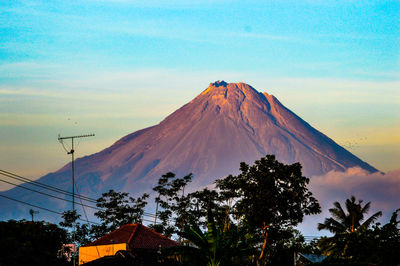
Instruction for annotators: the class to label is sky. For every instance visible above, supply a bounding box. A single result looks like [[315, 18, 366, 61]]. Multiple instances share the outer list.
[[1, 1, 399, 226]]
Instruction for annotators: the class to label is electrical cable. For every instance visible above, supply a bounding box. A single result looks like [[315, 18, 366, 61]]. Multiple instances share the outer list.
[[75, 183, 91, 221], [0, 169, 172, 219], [1, 169, 178, 222], [0, 173, 171, 222], [0, 194, 173, 254], [0, 169, 97, 203], [0, 194, 100, 225], [0, 178, 101, 211]]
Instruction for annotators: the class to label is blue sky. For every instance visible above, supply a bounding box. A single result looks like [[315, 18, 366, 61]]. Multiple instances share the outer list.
[[1, 0, 398, 74], [0, 0, 399, 187], [1, 1, 399, 77]]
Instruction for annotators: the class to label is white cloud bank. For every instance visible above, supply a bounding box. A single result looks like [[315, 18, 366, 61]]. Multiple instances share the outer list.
[[299, 167, 400, 236]]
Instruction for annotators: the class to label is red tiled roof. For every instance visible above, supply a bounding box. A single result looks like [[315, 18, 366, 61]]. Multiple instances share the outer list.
[[86, 224, 178, 250]]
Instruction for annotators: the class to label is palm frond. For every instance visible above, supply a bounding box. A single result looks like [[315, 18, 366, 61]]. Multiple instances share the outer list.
[[318, 217, 347, 234], [179, 225, 208, 250], [360, 201, 371, 215], [389, 209, 400, 225], [358, 211, 382, 231], [331, 201, 346, 221], [206, 207, 218, 260]]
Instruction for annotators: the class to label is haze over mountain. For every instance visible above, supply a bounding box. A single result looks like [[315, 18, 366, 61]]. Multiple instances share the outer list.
[[0, 81, 378, 220]]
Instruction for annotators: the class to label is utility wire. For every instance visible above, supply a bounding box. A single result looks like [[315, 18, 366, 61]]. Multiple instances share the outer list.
[[0, 177, 161, 219], [0, 169, 96, 203], [75, 183, 91, 221], [0, 169, 170, 220], [0, 194, 100, 225], [1, 169, 180, 222], [0, 193, 153, 227], [0, 194, 166, 247], [74, 183, 102, 259], [0, 173, 169, 222], [0, 178, 102, 211]]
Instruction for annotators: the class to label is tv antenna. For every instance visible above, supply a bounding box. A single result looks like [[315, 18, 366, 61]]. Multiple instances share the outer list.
[[29, 209, 39, 222], [58, 133, 94, 266]]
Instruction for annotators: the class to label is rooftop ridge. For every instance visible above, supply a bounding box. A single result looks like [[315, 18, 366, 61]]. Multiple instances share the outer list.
[[127, 223, 139, 246], [141, 224, 179, 244]]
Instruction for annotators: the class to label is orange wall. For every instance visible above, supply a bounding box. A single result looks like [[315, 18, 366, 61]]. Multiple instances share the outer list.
[[78, 243, 127, 265]]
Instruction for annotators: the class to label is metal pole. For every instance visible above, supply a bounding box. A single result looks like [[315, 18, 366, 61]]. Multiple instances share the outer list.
[[58, 133, 94, 266], [154, 201, 158, 224], [71, 138, 75, 217], [71, 138, 75, 266]]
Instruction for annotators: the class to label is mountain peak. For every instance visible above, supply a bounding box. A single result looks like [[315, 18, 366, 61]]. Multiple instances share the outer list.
[[201, 80, 261, 98], [0, 81, 378, 220], [208, 80, 255, 91], [210, 80, 228, 87]]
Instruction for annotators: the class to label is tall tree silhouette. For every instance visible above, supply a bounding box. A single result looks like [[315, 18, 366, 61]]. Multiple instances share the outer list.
[[93, 190, 149, 233], [318, 196, 382, 259], [216, 155, 321, 264], [318, 195, 382, 234], [151, 172, 192, 237]]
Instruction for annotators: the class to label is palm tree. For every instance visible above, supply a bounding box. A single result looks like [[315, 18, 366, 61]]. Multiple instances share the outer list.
[[317, 196, 382, 258], [165, 208, 256, 266], [318, 195, 382, 234]]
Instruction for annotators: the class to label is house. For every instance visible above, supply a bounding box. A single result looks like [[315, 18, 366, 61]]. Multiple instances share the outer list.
[[78, 224, 178, 265], [58, 243, 76, 262], [296, 253, 327, 265]]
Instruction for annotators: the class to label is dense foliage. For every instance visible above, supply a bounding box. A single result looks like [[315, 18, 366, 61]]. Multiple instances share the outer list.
[[317, 197, 399, 265], [3, 155, 399, 265], [150, 172, 192, 237], [0, 220, 70, 266], [94, 189, 149, 233], [216, 155, 321, 264]]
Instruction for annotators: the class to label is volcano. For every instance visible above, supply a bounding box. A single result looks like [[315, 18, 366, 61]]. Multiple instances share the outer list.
[[0, 81, 377, 220]]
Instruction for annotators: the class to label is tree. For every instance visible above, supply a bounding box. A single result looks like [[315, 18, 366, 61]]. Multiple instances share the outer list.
[[216, 155, 321, 264], [60, 210, 92, 246], [317, 196, 383, 260], [151, 172, 192, 237], [187, 188, 228, 230], [167, 208, 257, 266], [373, 209, 400, 266], [318, 195, 382, 234], [94, 189, 149, 233], [0, 220, 69, 266], [263, 226, 311, 266]]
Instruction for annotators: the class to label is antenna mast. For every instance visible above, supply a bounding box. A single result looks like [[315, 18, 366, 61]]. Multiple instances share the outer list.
[[58, 133, 94, 266]]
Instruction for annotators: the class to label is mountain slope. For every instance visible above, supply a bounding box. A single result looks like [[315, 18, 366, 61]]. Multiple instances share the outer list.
[[0, 81, 377, 220]]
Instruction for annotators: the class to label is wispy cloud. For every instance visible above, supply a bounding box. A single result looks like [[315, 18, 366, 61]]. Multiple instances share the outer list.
[[299, 167, 400, 236], [1, 66, 399, 114], [310, 168, 400, 212]]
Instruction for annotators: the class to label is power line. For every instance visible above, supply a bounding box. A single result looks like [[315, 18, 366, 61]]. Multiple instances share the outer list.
[[0, 169, 165, 219], [0, 173, 169, 221], [0, 193, 155, 227], [75, 183, 91, 220], [0, 178, 101, 211], [0, 169, 174, 222], [0, 194, 100, 225], [0, 169, 97, 203]]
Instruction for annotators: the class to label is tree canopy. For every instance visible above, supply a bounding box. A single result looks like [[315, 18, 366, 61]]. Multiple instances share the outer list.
[[0, 220, 69, 266], [8, 155, 398, 266], [318, 195, 382, 234], [94, 189, 149, 233], [216, 155, 321, 263]]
